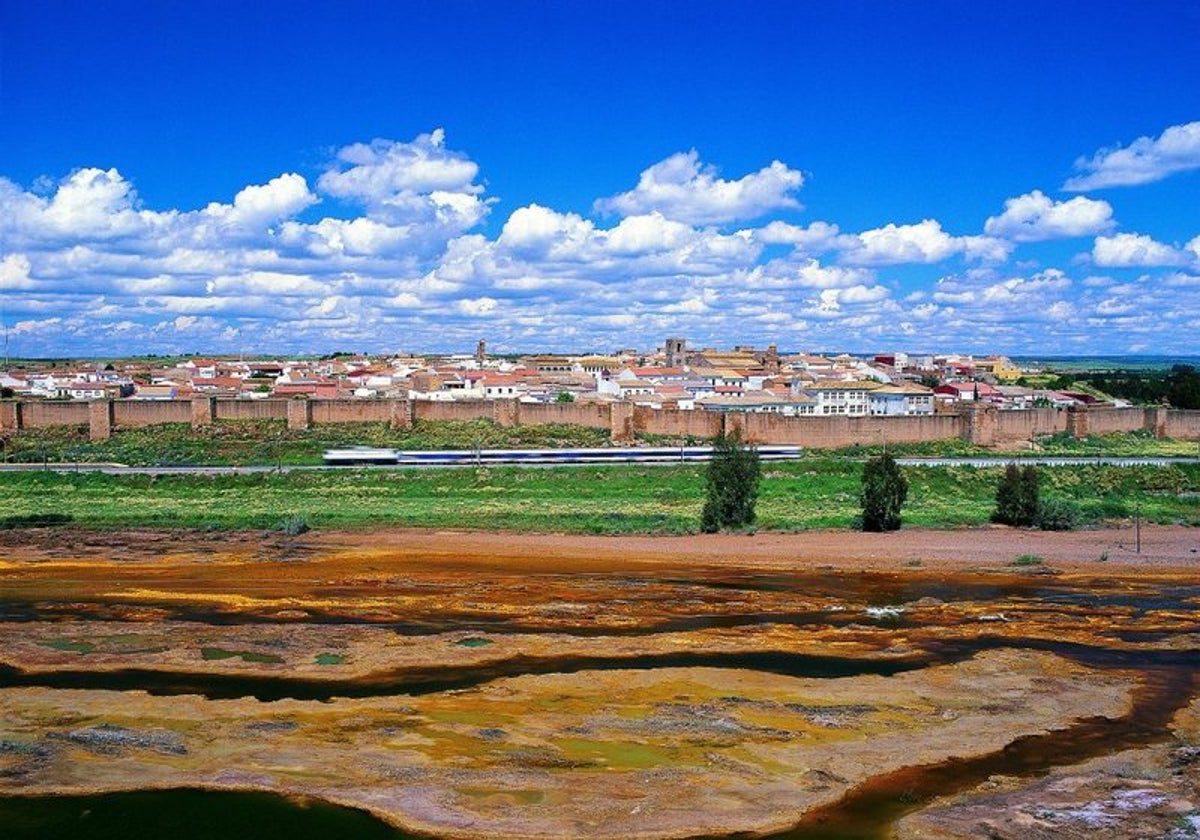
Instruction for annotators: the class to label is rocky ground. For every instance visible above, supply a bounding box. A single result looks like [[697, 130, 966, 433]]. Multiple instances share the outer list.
[[0, 652, 1136, 840], [1, 526, 1198, 839], [895, 696, 1200, 840]]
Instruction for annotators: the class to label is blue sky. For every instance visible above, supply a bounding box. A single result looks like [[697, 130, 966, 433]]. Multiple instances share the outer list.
[[1, 1, 1199, 356]]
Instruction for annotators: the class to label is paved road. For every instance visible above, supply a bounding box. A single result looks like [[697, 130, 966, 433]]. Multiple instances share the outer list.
[[1, 455, 1197, 476]]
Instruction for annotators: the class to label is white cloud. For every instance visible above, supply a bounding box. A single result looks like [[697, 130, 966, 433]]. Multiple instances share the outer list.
[[605, 213, 694, 255], [204, 271, 327, 296], [279, 217, 413, 258], [0, 168, 161, 246], [1065, 121, 1200, 191], [2, 134, 1199, 356], [0, 254, 35, 290], [840, 219, 1011, 266], [595, 150, 803, 225], [750, 220, 848, 254], [455, 296, 499, 316], [499, 204, 594, 256], [837, 284, 889, 304], [1092, 233, 1190, 267], [983, 190, 1114, 241], [207, 173, 317, 230], [753, 257, 875, 290], [12, 317, 63, 335], [319, 129, 480, 200], [316, 130, 488, 230], [806, 284, 891, 318]]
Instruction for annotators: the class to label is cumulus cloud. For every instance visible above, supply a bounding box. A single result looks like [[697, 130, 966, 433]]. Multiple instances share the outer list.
[[1065, 121, 1200, 191], [319, 129, 480, 200], [749, 220, 849, 254], [1092, 233, 1191, 268], [595, 150, 803, 225], [2, 131, 1199, 355], [207, 173, 317, 230], [840, 219, 1011, 266], [0, 254, 35, 290], [317, 129, 489, 231], [983, 190, 1114, 241], [0, 167, 161, 247]]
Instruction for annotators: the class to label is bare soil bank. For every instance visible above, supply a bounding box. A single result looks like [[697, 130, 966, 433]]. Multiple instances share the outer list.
[[2, 524, 1196, 574]]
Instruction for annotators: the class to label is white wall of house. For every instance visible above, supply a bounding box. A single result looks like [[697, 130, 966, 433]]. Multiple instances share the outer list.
[[808, 388, 872, 416], [869, 393, 933, 416]]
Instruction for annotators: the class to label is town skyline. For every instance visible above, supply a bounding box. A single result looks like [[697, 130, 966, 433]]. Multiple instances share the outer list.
[[2, 2, 1199, 356]]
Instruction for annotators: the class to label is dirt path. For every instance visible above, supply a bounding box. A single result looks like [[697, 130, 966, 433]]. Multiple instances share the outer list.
[[325, 525, 1198, 573], [2, 524, 1197, 573]]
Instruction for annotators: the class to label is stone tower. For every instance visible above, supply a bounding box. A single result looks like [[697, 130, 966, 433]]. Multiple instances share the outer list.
[[764, 343, 780, 374], [475, 339, 486, 365], [664, 337, 687, 368]]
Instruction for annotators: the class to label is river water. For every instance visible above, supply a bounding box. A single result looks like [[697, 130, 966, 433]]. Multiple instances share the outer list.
[[2, 563, 1198, 839]]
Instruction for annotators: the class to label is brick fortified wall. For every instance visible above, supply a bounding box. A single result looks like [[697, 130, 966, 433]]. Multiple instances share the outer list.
[[994, 407, 1068, 442], [214, 400, 289, 422], [1083, 405, 1148, 436], [1166, 410, 1200, 440], [21, 401, 89, 429], [310, 400, 393, 424], [112, 400, 191, 428], [2, 398, 1198, 446], [413, 401, 494, 423], [519, 402, 610, 430], [730, 412, 964, 448], [634, 407, 723, 440]]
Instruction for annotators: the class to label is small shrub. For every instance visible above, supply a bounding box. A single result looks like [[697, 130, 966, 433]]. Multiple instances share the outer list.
[[1036, 498, 1083, 531], [1011, 554, 1044, 566], [0, 512, 74, 530], [274, 515, 310, 536]]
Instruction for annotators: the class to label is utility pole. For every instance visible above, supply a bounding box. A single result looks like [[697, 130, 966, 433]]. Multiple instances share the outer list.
[[1135, 497, 1141, 554]]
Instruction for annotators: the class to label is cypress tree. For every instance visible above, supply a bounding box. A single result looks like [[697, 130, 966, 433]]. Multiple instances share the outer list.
[[860, 452, 908, 532], [993, 463, 1040, 526], [992, 464, 1023, 525], [701, 429, 761, 532], [1018, 465, 1040, 526]]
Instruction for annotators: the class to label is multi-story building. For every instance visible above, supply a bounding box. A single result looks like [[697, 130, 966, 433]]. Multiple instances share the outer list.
[[868, 382, 935, 416], [803, 380, 882, 416]]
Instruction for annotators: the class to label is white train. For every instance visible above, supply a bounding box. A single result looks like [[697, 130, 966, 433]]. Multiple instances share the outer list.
[[322, 445, 803, 466]]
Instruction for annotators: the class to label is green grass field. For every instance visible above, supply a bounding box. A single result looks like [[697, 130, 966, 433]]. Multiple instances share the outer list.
[[0, 420, 611, 466], [2, 460, 1197, 534]]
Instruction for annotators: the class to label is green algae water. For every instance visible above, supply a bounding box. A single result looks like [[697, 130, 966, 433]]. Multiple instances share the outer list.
[[0, 789, 416, 840]]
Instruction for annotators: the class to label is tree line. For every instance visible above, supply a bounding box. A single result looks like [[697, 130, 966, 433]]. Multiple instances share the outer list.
[[1040, 364, 1200, 409], [702, 431, 1079, 533]]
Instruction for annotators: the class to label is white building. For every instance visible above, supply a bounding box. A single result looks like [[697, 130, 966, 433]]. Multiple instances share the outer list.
[[868, 383, 935, 416], [803, 381, 882, 416]]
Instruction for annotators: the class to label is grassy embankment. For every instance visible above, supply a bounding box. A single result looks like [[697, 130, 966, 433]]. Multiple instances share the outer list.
[[0, 420, 610, 466], [3, 420, 1198, 466], [2, 460, 1197, 534]]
